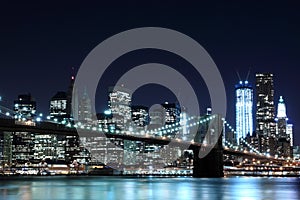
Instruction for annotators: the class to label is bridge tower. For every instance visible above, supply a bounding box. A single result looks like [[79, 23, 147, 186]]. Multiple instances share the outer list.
[[192, 114, 224, 177]]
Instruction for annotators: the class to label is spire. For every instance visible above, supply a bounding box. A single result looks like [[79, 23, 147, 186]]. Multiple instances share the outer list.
[[277, 96, 287, 118], [66, 66, 76, 118]]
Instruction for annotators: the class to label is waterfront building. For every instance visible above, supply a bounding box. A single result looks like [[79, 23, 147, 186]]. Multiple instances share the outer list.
[[11, 132, 35, 163], [293, 146, 300, 160]]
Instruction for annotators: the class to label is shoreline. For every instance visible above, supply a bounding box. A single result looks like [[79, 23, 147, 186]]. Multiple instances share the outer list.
[[0, 173, 299, 178]]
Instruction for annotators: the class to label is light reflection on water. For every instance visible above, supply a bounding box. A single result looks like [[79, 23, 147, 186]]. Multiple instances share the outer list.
[[0, 176, 299, 200]]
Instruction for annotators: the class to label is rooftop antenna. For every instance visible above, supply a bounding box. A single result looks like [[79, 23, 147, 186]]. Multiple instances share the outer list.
[[71, 66, 76, 80], [236, 69, 242, 82], [246, 67, 251, 81]]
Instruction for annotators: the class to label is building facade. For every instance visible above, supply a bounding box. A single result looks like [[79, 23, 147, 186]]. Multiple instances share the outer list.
[[161, 102, 181, 137], [255, 73, 276, 155], [148, 107, 165, 132], [276, 96, 292, 158], [235, 80, 253, 144], [49, 91, 68, 122], [131, 105, 149, 130], [161, 102, 181, 125], [78, 89, 93, 124], [108, 86, 132, 130], [14, 94, 36, 121]]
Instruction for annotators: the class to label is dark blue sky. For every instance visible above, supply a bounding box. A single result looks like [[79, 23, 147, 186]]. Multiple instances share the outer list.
[[0, 1, 300, 145]]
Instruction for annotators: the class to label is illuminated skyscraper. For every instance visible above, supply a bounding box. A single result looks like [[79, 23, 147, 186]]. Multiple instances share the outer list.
[[255, 73, 276, 155], [108, 86, 132, 130], [78, 89, 93, 124], [235, 81, 253, 144], [161, 102, 181, 125], [131, 105, 149, 129], [14, 94, 36, 121], [50, 91, 68, 121], [276, 96, 292, 158], [66, 74, 75, 119], [161, 102, 181, 137], [276, 96, 288, 138], [180, 106, 189, 140], [287, 124, 293, 147]]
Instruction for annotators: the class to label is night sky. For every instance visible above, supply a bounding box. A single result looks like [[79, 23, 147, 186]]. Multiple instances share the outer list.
[[0, 1, 300, 145]]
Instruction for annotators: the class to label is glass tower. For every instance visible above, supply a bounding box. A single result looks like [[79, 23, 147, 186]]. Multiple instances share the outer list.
[[235, 81, 253, 144], [108, 85, 132, 130], [256, 73, 276, 155], [276, 96, 287, 138], [276, 96, 293, 158], [50, 91, 68, 121], [14, 94, 36, 121]]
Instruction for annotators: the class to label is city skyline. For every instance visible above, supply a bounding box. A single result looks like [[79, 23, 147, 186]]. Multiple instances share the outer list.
[[0, 1, 299, 146], [1, 3, 300, 199]]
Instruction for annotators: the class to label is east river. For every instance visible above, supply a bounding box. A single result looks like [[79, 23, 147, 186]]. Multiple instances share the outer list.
[[0, 176, 299, 200]]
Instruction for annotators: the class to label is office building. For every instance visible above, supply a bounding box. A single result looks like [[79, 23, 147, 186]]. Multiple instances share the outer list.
[[255, 73, 276, 155], [14, 94, 36, 121], [148, 106, 165, 132], [276, 96, 292, 158], [235, 80, 253, 144], [160, 102, 181, 137], [97, 111, 114, 130], [49, 91, 68, 122], [287, 124, 293, 147], [180, 106, 190, 140], [131, 105, 149, 130], [293, 146, 300, 160], [66, 74, 75, 119], [108, 86, 132, 130], [78, 89, 93, 124], [161, 102, 181, 125]]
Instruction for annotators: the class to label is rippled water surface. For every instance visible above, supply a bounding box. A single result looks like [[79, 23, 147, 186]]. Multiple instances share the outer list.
[[0, 176, 300, 200]]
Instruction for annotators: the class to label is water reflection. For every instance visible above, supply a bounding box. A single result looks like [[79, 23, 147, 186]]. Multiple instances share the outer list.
[[0, 177, 299, 200]]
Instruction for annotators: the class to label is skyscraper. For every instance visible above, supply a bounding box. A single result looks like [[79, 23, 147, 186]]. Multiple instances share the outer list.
[[78, 89, 93, 124], [276, 96, 292, 158], [235, 80, 253, 144], [49, 91, 68, 122], [161, 102, 181, 137], [66, 71, 76, 119], [131, 105, 149, 130], [287, 124, 293, 147], [255, 73, 276, 155], [180, 106, 190, 140], [14, 94, 36, 121], [276, 96, 288, 138], [108, 86, 132, 130], [161, 102, 181, 125], [148, 106, 165, 132]]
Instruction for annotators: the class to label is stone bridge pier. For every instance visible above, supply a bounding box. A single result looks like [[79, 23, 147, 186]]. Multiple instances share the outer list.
[[192, 114, 224, 178]]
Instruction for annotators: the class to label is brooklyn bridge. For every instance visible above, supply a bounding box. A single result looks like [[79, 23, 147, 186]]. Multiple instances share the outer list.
[[0, 103, 297, 177]]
